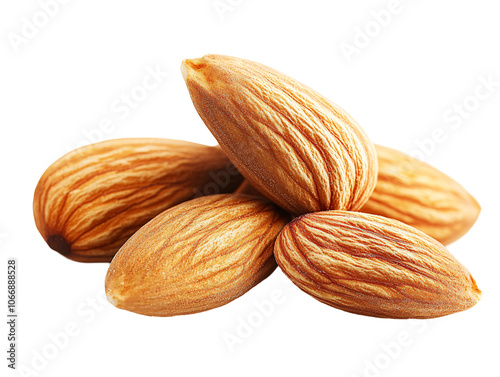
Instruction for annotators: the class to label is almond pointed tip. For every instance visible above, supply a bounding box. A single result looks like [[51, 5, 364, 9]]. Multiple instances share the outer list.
[[475, 289, 482, 301], [472, 282, 482, 302], [463, 277, 482, 310], [473, 197, 482, 215], [106, 291, 120, 308], [180, 57, 207, 82]]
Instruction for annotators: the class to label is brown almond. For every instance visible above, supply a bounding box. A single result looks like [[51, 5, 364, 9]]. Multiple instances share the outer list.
[[361, 145, 480, 245], [274, 210, 481, 319], [181, 54, 378, 216], [33, 138, 243, 262], [105, 194, 290, 317]]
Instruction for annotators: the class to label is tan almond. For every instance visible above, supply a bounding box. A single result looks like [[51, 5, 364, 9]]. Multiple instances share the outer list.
[[181, 54, 378, 216], [105, 194, 290, 317], [33, 138, 243, 263], [234, 180, 267, 199], [361, 145, 480, 245], [274, 211, 481, 319]]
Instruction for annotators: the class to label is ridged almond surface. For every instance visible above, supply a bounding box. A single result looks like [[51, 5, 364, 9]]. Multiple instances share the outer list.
[[33, 138, 243, 262], [105, 194, 290, 317], [275, 211, 481, 319], [181, 54, 378, 216], [361, 145, 480, 245]]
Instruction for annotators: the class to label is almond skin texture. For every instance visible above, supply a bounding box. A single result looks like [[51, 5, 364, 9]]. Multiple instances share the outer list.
[[33, 138, 243, 263], [361, 145, 481, 245], [105, 194, 290, 317], [274, 211, 481, 319], [181, 54, 378, 216]]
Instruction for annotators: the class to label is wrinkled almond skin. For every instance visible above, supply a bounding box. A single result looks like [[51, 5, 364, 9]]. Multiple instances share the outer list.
[[275, 211, 481, 319], [181, 54, 378, 216], [361, 145, 481, 245], [105, 194, 290, 317], [33, 138, 243, 263]]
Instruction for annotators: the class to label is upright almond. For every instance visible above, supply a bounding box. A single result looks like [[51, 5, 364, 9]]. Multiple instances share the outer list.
[[105, 194, 290, 317], [361, 145, 480, 245], [33, 138, 243, 262], [274, 211, 481, 319], [181, 54, 378, 215]]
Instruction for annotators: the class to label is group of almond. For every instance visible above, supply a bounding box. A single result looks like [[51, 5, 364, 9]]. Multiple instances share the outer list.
[[34, 55, 481, 319]]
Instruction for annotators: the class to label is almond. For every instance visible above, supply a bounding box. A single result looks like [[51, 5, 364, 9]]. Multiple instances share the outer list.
[[234, 180, 266, 199], [274, 211, 481, 319], [361, 145, 480, 245], [105, 194, 290, 317], [181, 54, 378, 216], [33, 138, 243, 262]]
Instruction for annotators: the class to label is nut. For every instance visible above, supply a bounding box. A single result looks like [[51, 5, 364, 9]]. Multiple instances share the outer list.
[[361, 144, 481, 245], [274, 210, 481, 319], [234, 180, 266, 198], [181, 54, 378, 216], [33, 138, 243, 262], [105, 194, 290, 317]]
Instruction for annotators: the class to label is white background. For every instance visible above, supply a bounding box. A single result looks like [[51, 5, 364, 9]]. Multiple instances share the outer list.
[[1, 1, 499, 376]]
